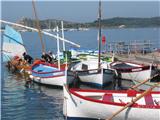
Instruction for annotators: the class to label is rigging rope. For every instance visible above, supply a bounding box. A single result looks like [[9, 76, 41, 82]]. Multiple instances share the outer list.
[[32, 0, 45, 53]]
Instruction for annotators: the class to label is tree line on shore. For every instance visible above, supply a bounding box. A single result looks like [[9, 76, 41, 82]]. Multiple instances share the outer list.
[[1, 17, 160, 29]]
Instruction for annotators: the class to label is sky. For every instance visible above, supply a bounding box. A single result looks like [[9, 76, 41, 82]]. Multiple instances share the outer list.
[[1, 1, 160, 23]]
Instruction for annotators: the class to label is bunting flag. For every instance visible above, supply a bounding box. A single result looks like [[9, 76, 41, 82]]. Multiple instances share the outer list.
[[102, 35, 106, 45]]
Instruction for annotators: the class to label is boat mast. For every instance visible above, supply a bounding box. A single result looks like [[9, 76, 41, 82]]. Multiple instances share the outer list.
[[61, 21, 65, 51], [56, 26, 60, 70], [32, 0, 45, 53], [98, 0, 102, 68]]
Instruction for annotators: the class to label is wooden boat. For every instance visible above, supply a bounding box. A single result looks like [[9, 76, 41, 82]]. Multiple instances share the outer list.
[[110, 61, 156, 81], [28, 19, 80, 87], [71, 60, 115, 87], [69, 0, 115, 88], [30, 60, 74, 86], [63, 85, 160, 120]]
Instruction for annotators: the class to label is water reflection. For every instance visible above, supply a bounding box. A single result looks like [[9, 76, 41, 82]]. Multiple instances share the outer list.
[[2, 64, 64, 120]]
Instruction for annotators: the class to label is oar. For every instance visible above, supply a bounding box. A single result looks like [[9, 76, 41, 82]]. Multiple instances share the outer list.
[[131, 74, 159, 89], [106, 82, 160, 120]]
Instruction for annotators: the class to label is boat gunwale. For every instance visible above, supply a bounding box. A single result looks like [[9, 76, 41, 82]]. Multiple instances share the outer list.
[[31, 62, 66, 74], [110, 61, 151, 72], [69, 88, 160, 109], [32, 74, 65, 78]]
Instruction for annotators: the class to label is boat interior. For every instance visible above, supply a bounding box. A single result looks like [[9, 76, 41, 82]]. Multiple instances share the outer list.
[[73, 90, 160, 107], [112, 62, 141, 69]]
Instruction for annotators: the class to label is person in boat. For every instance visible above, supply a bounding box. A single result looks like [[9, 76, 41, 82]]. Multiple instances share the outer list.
[[48, 51, 56, 60], [41, 52, 52, 63], [23, 52, 33, 64], [48, 51, 56, 63]]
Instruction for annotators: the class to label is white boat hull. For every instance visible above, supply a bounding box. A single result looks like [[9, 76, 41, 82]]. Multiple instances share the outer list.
[[30, 62, 74, 86], [30, 71, 74, 86], [71, 60, 115, 87], [121, 68, 152, 81], [110, 62, 155, 81], [30, 75, 66, 86], [63, 87, 160, 120], [78, 69, 114, 87]]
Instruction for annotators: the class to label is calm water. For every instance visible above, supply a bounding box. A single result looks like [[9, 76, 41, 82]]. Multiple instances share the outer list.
[[22, 28, 160, 57], [1, 28, 160, 120], [1, 65, 64, 120]]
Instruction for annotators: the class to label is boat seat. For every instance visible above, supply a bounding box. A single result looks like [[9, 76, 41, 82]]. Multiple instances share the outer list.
[[103, 93, 113, 102], [144, 94, 154, 105], [127, 90, 137, 97]]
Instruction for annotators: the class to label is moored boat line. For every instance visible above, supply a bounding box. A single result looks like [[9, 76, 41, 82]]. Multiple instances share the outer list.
[[1, 1, 160, 119]]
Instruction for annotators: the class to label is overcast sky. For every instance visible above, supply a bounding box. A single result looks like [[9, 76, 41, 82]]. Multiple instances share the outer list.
[[1, 1, 160, 23]]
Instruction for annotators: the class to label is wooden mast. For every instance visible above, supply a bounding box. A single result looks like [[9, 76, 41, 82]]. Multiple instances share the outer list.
[[98, 0, 102, 69], [32, 0, 45, 53]]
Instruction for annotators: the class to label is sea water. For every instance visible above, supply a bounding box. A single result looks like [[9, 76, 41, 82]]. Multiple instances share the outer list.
[[1, 27, 160, 120]]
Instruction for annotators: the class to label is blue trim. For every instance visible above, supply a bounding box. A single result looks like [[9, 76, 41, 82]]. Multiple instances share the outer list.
[[64, 116, 99, 120], [80, 81, 103, 88], [31, 72, 65, 78]]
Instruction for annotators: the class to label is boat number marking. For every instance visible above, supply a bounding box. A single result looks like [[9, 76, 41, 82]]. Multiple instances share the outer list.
[[132, 68, 142, 72], [89, 70, 98, 74]]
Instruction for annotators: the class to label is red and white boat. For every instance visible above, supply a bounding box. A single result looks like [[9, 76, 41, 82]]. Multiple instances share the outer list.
[[30, 60, 74, 86], [110, 61, 155, 81], [63, 86, 160, 120], [29, 22, 79, 87]]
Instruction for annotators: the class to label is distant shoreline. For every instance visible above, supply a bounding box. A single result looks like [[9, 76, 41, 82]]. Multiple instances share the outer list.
[[1, 17, 160, 31], [1, 27, 160, 33], [2, 17, 158, 30]]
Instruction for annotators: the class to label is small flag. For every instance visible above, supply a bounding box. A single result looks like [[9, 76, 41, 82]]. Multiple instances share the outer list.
[[102, 35, 106, 45]]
